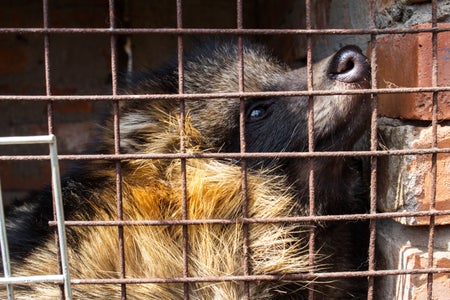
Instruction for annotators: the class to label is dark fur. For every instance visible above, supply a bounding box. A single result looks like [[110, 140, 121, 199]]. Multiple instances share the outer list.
[[3, 41, 370, 299]]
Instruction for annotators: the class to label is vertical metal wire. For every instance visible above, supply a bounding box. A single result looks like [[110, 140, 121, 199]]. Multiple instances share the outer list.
[[43, 0, 53, 135], [367, 1, 379, 299], [426, 1, 438, 298], [304, 1, 316, 299], [108, 1, 127, 298], [236, 0, 250, 298], [176, 1, 190, 299], [42, 1, 65, 298]]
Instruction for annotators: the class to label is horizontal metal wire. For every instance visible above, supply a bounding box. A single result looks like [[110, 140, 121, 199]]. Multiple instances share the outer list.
[[0, 87, 449, 102], [0, 27, 449, 35], [1, 148, 449, 162], [47, 209, 450, 228], [67, 267, 450, 285]]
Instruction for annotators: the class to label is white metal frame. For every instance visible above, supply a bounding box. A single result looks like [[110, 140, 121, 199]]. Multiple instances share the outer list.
[[0, 135, 72, 300]]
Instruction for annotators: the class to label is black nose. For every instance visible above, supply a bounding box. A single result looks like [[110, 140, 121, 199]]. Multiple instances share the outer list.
[[328, 45, 370, 83]]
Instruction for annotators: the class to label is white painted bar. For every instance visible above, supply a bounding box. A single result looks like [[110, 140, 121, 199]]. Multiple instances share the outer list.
[[48, 136, 73, 300], [0, 275, 64, 285], [0, 134, 72, 300], [0, 135, 55, 145], [0, 178, 14, 299]]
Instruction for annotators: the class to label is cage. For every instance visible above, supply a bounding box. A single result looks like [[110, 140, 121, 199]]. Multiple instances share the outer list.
[[0, 0, 449, 299]]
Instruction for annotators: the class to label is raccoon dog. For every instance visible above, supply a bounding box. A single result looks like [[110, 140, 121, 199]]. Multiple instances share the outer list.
[[3, 41, 371, 299]]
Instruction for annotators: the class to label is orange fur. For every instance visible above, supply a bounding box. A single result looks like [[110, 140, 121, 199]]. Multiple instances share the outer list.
[[4, 118, 311, 299]]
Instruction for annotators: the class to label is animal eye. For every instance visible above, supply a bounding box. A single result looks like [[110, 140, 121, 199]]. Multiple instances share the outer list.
[[246, 100, 273, 122], [246, 102, 273, 122], [249, 107, 266, 120]]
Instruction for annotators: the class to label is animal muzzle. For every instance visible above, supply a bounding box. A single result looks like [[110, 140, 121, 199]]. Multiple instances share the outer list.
[[327, 45, 370, 84]]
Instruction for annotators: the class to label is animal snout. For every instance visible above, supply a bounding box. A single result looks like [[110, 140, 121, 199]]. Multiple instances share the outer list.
[[327, 45, 370, 83]]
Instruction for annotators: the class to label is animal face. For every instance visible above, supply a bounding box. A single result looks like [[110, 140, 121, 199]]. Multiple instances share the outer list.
[[117, 43, 370, 171]]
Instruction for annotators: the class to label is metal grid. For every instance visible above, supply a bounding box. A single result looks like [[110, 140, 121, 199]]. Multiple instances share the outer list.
[[0, 0, 448, 299]]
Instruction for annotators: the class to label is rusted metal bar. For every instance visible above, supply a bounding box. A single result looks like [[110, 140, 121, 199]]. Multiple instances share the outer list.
[[107, 1, 127, 298], [41, 1, 65, 299], [304, 1, 316, 299], [1, 86, 449, 102], [1, 147, 450, 162], [175, 1, 190, 298], [47, 209, 450, 228], [426, 1, 439, 299], [235, 1, 251, 298], [367, 0, 379, 298], [67, 267, 450, 285], [0, 27, 449, 35]]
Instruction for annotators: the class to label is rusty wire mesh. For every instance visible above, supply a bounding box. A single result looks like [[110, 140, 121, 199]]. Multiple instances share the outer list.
[[0, 0, 449, 300]]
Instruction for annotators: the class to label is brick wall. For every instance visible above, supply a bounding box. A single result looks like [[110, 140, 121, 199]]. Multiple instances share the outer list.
[[374, 1, 450, 299], [0, 0, 112, 204], [305, 0, 450, 298]]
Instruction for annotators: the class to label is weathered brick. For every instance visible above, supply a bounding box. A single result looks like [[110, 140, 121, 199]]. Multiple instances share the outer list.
[[378, 0, 397, 10], [48, 0, 108, 28], [378, 119, 450, 225], [376, 218, 450, 300], [0, 45, 28, 74], [54, 102, 93, 114], [256, 0, 306, 64], [376, 23, 450, 120], [400, 0, 430, 4], [0, 161, 51, 192], [0, 3, 42, 27]]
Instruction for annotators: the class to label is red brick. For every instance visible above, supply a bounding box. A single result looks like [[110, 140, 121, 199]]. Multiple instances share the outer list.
[[400, 0, 430, 4], [376, 23, 450, 120], [377, 219, 450, 300], [0, 4, 42, 27], [0, 161, 51, 191], [51, 87, 78, 96], [0, 45, 28, 74], [49, 1, 109, 28], [53, 102, 93, 114], [378, 121, 450, 225]]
